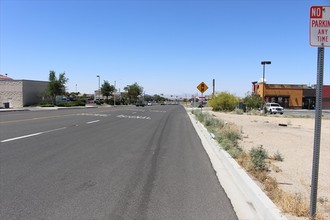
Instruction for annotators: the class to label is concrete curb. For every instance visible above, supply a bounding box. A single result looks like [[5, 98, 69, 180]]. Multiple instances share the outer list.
[[187, 111, 288, 220]]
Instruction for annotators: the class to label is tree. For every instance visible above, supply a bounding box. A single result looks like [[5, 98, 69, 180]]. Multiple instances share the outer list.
[[124, 83, 143, 104], [243, 92, 264, 110], [153, 94, 166, 103], [101, 80, 115, 103], [46, 70, 68, 104], [208, 91, 239, 111]]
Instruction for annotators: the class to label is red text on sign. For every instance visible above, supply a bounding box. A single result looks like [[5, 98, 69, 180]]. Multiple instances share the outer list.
[[310, 6, 323, 18], [317, 36, 328, 43], [311, 20, 330, 27], [318, 29, 329, 35]]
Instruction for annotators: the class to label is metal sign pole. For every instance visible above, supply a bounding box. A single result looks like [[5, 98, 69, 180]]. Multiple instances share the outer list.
[[310, 46, 324, 220], [201, 92, 203, 113]]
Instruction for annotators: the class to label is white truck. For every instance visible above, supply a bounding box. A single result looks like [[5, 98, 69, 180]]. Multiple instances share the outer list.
[[263, 103, 284, 114]]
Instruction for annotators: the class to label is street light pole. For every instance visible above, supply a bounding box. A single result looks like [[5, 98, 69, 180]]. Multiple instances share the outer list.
[[114, 80, 116, 106], [261, 61, 271, 101], [97, 75, 100, 100]]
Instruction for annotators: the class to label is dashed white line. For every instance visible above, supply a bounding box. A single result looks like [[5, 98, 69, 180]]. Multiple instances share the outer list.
[[1, 133, 42, 143], [1, 127, 67, 143], [86, 120, 100, 124], [117, 114, 151, 120]]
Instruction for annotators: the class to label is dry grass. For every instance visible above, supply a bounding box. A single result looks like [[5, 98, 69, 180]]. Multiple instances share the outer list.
[[236, 153, 327, 220]]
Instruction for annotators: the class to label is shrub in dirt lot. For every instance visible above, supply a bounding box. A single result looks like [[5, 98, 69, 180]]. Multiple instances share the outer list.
[[227, 147, 242, 158], [204, 114, 224, 128], [192, 110, 242, 158], [243, 92, 264, 110], [192, 110, 224, 130], [273, 150, 284, 161], [208, 91, 239, 112], [250, 146, 268, 171], [192, 110, 206, 122]]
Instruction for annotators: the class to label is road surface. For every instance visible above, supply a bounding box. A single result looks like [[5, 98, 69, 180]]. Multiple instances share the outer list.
[[0, 105, 238, 220]]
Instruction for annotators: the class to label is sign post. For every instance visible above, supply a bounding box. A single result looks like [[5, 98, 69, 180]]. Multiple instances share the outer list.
[[309, 6, 329, 220], [197, 82, 208, 112]]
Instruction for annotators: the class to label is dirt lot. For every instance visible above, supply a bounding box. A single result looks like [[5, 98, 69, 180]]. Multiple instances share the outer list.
[[210, 111, 330, 220]]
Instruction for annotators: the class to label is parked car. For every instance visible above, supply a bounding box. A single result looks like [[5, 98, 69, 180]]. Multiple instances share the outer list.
[[263, 103, 284, 114]]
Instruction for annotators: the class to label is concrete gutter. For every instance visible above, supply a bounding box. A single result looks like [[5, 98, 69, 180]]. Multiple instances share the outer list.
[[187, 111, 288, 220]]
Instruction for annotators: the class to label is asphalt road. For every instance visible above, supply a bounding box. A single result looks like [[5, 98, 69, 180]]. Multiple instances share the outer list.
[[0, 105, 238, 220]]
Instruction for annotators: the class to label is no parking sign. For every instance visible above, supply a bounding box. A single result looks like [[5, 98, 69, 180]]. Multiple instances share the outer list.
[[310, 6, 330, 47]]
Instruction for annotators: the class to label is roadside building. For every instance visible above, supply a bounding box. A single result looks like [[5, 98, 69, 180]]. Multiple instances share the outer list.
[[0, 75, 48, 108], [323, 85, 330, 109], [94, 89, 103, 101], [252, 81, 330, 110]]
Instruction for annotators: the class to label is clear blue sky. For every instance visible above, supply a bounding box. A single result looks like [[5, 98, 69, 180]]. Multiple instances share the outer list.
[[1, 0, 329, 98]]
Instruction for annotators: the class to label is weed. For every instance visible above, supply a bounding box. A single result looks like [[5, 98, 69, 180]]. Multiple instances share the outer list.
[[250, 146, 268, 171], [273, 150, 284, 162], [318, 197, 329, 204], [227, 147, 243, 159], [234, 108, 244, 115], [204, 114, 224, 128], [247, 109, 263, 115]]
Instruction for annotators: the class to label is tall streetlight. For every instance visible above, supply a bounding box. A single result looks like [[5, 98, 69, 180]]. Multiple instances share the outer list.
[[97, 75, 100, 100], [114, 80, 116, 106], [261, 61, 271, 101]]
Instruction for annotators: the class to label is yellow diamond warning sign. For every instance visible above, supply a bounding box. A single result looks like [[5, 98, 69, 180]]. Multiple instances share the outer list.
[[197, 82, 208, 93]]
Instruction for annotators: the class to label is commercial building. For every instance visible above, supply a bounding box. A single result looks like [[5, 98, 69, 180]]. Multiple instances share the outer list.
[[252, 81, 330, 109], [0, 75, 48, 108]]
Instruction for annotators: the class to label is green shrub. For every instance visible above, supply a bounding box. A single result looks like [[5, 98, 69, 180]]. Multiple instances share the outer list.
[[55, 100, 86, 107], [224, 128, 241, 143], [243, 92, 264, 110], [193, 110, 205, 122], [56, 102, 72, 107], [250, 146, 268, 170], [208, 92, 239, 112], [72, 100, 85, 106], [39, 102, 55, 107], [193, 110, 242, 158], [204, 114, 220, 127], [227, 147, 243, 158], [218, 135, 231, 150]]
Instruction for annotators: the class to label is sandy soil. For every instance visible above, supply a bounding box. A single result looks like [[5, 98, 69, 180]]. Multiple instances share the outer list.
[[210, 111, 330, 219]]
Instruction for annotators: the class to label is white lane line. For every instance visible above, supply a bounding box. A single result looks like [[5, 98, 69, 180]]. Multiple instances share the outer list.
[[86, 120, 100, 124], [1, 127, 67, 143], [1, 133, 42, 143]]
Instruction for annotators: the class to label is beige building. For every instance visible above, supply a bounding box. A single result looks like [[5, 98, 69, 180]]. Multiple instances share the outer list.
[[0, 76, 48, 108]]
